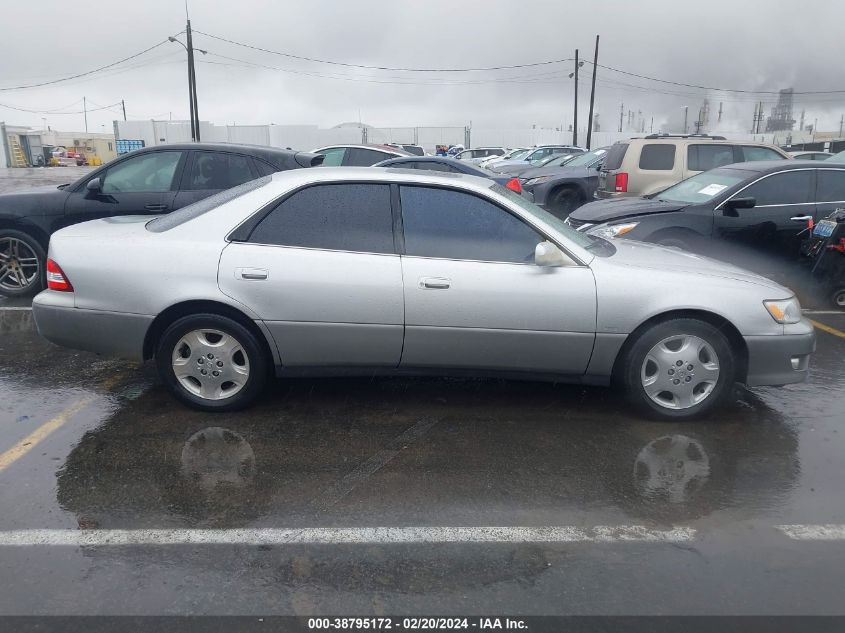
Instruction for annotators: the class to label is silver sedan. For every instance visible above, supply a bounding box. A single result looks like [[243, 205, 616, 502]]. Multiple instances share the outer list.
[[32, 168, 815, 420]]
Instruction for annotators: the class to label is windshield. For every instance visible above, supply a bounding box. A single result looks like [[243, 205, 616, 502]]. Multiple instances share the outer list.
[[566, 147, 608, 167], [828, 149, 845, 163], [501, 148, 529, 161], [491, 183, 611, 256], [655, 168, 752, 204]]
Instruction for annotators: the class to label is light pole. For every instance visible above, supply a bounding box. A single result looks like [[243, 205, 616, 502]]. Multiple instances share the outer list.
[[683, 106, 689, 134], [569, 54, 585, 146], [169, 35, 207, 141]]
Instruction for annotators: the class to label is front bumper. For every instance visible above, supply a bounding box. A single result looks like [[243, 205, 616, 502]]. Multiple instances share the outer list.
[[743, 320, 816, 387], [32, 291, 153, 361]]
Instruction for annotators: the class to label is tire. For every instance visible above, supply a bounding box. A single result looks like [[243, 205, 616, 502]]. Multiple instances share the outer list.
[[155, 313, 269, 412], [0, 229, 46, 297], [620, 318, 736, 421], [831, 288, 845, 310], [548, 186, 583, 218]]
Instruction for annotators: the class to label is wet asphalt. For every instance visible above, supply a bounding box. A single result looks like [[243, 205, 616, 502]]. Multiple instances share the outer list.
[[1, 168, 845, 616]]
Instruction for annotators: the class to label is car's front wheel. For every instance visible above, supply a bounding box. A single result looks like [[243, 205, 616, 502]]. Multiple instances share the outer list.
[[0, 230, 46, 297], [548, 186, 583, 217], [621, 318, 736, 420], [156, 313, 269, 411]]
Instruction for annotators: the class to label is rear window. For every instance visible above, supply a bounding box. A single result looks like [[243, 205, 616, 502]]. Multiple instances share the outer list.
[[146, 176, 271, 233], [603, 143, 628, 170], [638, 144, 676, 170]]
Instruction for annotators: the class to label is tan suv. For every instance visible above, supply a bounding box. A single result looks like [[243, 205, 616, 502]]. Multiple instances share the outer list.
[[595, 134, 789, 199]]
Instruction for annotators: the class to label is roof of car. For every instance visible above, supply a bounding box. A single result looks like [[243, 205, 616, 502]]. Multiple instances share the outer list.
[[721, 159, 845, 173], [312, 143, 412, 156], [132, 142, 306, 157], [268, 166, 495, 192]]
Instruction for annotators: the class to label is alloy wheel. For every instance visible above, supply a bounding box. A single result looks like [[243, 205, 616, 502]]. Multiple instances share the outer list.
[[0, 237, 40, 291]]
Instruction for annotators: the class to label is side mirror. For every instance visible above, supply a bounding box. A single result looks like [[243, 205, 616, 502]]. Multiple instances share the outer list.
[[86, 177, 102, 192], [535, 240, 569, 267], [723, 196, 755, 217]]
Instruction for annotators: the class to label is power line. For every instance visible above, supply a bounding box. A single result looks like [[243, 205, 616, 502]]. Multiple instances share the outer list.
[[0, 37, 181, 91], [0, 100, 123, 115], [586, 61, 845, 95], [194, 30, 573, 72]]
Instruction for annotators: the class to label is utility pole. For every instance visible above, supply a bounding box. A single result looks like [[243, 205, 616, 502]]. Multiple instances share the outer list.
[[585, 35, 599, 150], [751, 102, 758, 134], [718, 102, 723, 123], [572, 49, 579, 147], [757, 101, 764, 134], [683, 105, 688, 134], [650, 116, 654, 133], [619, 102, 624, 132], [839, 114, 843, 138], [83, 96, 88, 133], [186, 17, 200, 141], [121, 99, 127, 121]]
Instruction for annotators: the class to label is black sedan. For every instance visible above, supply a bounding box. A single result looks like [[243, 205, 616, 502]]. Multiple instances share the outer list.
[[566, 160, 845, 271], [373, 156, 524, 191], [0, 143, 322, 296], [519, 147, 609, 217]]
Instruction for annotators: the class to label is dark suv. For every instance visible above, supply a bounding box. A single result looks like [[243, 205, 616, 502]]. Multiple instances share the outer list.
[[0, 143, 322, 296]]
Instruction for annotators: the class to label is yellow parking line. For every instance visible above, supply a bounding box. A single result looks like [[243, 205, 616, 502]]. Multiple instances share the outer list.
[[0, 396, 94, 473], [810, 319, 845, 340]]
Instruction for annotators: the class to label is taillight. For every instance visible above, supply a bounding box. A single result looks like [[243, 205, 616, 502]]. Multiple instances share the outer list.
[[46, 258, 73, 292], [505, 177, 522, 194], [614, 172, 628, 193]]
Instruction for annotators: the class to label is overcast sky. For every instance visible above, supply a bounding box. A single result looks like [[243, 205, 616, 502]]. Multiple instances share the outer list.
[[1, 0, 843, 137]]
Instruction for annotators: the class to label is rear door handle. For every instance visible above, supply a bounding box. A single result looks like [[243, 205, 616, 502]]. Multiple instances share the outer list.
[[420, 276, 451, 289], [236, 267, 269, 281], [144, 203, 169, 211], [790, 215, 813, 222]]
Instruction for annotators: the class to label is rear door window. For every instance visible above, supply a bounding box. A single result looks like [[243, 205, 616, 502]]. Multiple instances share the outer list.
[[345, 148, 393, 166], [817, 170, 845, 202], [318, 147, 345, 166], [740, 146, 786, 162], [249, 183, 394, 253], [603, 143, 629, 171], [185, 152, 256, 191], [638, 144, 676, 170], [687, 145, 736, 171]]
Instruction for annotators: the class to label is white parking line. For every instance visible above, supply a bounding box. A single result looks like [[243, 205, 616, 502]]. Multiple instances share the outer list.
[[0, 526, 695, 546], [0, 306, 31, 311], [777, 525, 845, 541]]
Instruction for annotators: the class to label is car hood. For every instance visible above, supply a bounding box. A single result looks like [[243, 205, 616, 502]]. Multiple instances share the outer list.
[[605, 238, 789, 292], [570, 197, 688, 223], [489, 159, 528, 171], [520, 165, 595, 180]]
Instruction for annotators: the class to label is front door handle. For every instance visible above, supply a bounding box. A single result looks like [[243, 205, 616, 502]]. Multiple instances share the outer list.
[[236, 267, 269, 281], [790, 215, 813, 222], [420, 276, 451, 289], [144, 203, 169, 211]]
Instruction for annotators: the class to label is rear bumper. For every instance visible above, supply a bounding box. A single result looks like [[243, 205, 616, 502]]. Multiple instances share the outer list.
[[32, 291, 152, 361], [743, 322, 816, 387]]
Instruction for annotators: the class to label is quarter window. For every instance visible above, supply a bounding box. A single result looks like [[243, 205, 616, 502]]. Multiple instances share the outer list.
[[740, 171, 814, 206], [638, 144, 675, 170], [317, 147, 345, 166], [186, 152, 255, 190], [249, 183, 394, 253], [101, 151, 182, 193], [817, 170, 845, 202], [400, 186, 542, 263], [740, 146, 785, 162]]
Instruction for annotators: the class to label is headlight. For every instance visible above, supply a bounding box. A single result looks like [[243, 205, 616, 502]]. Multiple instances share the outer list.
[[764, 297, 802, 324], [523, 176, 553, 186], [586, 222, 639, 238]]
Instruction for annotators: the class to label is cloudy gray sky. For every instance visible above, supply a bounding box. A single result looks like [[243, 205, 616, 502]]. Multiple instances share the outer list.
[[2, 0, 843, 136]]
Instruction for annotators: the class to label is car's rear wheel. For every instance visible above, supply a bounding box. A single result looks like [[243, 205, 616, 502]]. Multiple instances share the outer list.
[[548, 186, 583, 217], [0, 230, 46, 297], [831, 288, 845, 309], [156, 313, 268, 411], [621, 318, 736, 420]]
